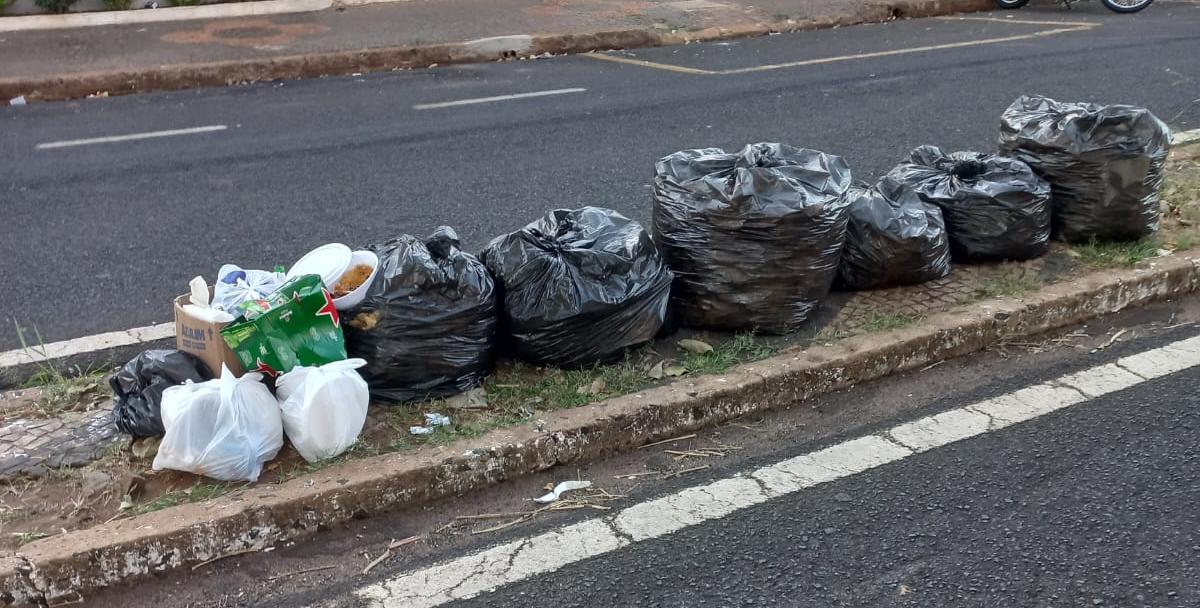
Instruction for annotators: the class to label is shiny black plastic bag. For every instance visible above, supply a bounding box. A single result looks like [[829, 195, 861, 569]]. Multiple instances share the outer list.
[[110, 349, 212, 437], [999, 95, 1171, 242], [343, 227, 497, 404], [481, 207, 673, 368], [838, 184, 951, 290], [652, 143, 853, 334], [881, 145, 1051, 262]]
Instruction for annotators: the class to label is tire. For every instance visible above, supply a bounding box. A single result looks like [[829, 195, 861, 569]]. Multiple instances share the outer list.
[[994, 0, 1030, 7], [1102, 0, 1152, 12]]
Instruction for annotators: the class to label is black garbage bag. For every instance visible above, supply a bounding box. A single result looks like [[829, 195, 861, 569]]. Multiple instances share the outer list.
[[110, 349, 212, 437], [480, 207, 673, 368], [652, 143, 853, 334], [880, 145, 1051, 262], [343, 226, 497, 404], [999, 95, 1172, 242], [838, 183, 952, 290]]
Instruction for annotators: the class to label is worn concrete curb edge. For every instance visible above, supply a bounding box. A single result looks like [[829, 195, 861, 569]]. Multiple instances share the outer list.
[[0, 0, 994, 102], [3, 252, 1197, 606], [0, 0, 330, 33]]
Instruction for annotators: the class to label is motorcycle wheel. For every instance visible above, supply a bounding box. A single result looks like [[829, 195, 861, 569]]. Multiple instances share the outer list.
[[993, 0, 1030, 7], [1102, 0, 1152, 12]]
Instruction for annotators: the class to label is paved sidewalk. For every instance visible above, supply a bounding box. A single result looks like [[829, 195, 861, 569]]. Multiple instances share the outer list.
[[0, 0, 990, 99]]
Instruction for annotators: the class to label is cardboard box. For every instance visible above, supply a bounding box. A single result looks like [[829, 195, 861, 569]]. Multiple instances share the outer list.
[[173, 294, 244, 377]]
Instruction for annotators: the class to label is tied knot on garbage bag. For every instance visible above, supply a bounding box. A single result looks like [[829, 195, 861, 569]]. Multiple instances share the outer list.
[[653, 143, 853, 333], [838, 183, 952, 290], [481, 207, 673, 368], [343, 226, 498, 405], [999, 94, 1172, 243], [111, 350, 213, 438], [881, 145, 1051, 263]]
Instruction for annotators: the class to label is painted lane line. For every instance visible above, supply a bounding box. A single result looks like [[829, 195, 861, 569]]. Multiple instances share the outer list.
[[412, 88, 586, 110], [585, 18, 1098, 76], [355, 333, 1200, 608], [36, 125, 228, 150]]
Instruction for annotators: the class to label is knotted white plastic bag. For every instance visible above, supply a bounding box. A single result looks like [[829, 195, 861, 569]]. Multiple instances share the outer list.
[[153, 366, 284, 481], [276, 358, 369, 463]]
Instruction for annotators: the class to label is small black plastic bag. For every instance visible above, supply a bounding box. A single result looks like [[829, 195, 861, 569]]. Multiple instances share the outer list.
[[111, 349, 212, 437]]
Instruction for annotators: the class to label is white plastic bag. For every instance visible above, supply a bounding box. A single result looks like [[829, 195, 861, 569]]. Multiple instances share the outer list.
[[276, 359, 369, 463], [212, 264, 287, 313], [153, 366, 284, 481]]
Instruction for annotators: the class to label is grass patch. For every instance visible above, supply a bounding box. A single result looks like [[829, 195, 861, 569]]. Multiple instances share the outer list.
[[1173, 229, 1200, 252], [681, 333, 778, 375], [1070, 238, 1161, 268], [12, 530, 47, 545], [972, 273, 1042, 300], [485, 356, 651, 416], [861, 312, 922, 333], [13, 320, 110, 418], [129, 481, 238, 515]]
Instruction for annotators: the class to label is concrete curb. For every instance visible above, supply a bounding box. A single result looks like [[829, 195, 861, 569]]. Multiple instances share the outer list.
[[0, 0, 994, 102], [0, 0, 330, 32], [3, 252, 1197, 607]]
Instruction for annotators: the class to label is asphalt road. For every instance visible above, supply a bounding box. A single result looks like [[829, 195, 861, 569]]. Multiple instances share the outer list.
[[82, 296, 1200, 608], [2, 3, 1199, 350]]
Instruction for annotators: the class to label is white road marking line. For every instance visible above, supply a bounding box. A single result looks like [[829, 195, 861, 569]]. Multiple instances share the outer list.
[[0, 323, 175, 369], [36, 125, 227, 149], [412, 88, 586, 110], [356, 333, 1200, 608]]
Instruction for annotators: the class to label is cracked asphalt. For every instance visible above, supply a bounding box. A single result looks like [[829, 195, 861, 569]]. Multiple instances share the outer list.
[[80, 296, 1200, 608]]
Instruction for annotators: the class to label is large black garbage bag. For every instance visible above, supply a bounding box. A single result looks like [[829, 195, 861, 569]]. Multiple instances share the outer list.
[[652, 143, 853, 334], [999, 95, 1172, 242], [838, 184, 952, 290], [881, 145, 1051, 262], [480, 207, 673, 368], [110, 350, 212, 437], [343, 227, 497, 404]]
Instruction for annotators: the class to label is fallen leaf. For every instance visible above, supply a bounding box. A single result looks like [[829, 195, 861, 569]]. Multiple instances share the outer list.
[[130, 436, 161, 459], [647, 361, 665, 380], [678, 339, 714, 354], [445, 387, 489, 409], [577, 378, 607, 395], [118, 495, 134, 511], [664, 365, 687, 377]]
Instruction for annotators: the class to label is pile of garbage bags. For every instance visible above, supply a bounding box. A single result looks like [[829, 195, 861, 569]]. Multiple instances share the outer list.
[[881, 145, 1052, 262], [838, 184, 952, 290], [343, 227, 497, 404], [653, 143, 853, 333], [999, 95, 1172, 242], [110, 95, 1172, 483], [481, 207, 672, 367]]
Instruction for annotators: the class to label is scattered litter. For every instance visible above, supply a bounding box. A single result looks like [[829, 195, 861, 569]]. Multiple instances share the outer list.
[[534, 480, 592, 504], [409, 412, 452, 435], [191, 547, 260, 571], [268, 564, 337, 581], [9, 96, 26, 106], [663, 444, 741, 460], [919, 360, 944, 372], [677, 339, 713, 354], [1091, 329, 1129, 353], [444, 386, 489, 409], [466, 487, 623, 534], [362, 535, 422, 575], [664, 464, 709, 479], [639, 433, 697, 449], [613, 471, 663, 479]]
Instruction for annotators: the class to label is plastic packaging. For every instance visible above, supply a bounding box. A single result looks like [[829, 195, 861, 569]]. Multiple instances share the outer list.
[[220, 274, 347, 377], [652, 143, 853, 333], [152, 367, 284, 481], [343, 227, 497, 404], [110, 350, 213, 437], [481, 207, 673, 367], [838, 184, 952, 290], [999, 95, 1172, 242], [276, 359, 369, 463], [881, 145, 1051, 262], [212, 264, 287, 313]]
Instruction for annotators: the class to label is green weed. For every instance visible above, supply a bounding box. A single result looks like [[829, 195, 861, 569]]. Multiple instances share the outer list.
[[861, 312, 922, 333], [1070, 238, 1161, 268], [972, 273, 1042, 300], [681, 333, 777, 375]]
